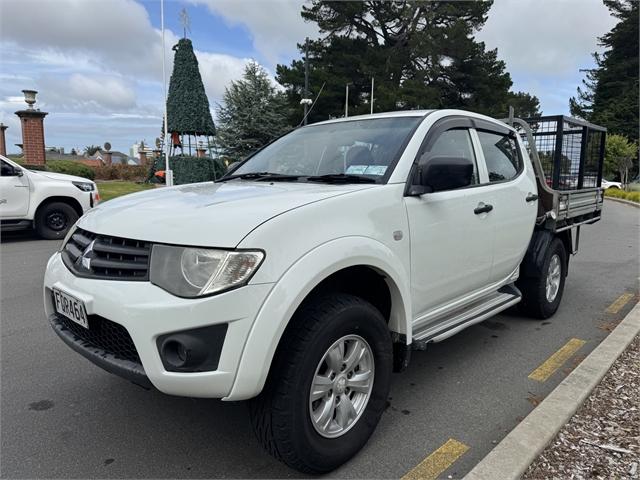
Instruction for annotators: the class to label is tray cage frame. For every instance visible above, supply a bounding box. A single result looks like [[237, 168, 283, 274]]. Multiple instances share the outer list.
[[521, 115, 606, 191]]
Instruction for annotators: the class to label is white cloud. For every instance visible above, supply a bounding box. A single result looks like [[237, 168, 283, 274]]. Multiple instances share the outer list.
[[478, 0, 616, 76], [0, 0, 260, 152], [35, 74, 137, 112], [196, 51, 252, 102], [0, 0, 255, 100], [191, 0, 318, 64], [0, 0, 170, 79]]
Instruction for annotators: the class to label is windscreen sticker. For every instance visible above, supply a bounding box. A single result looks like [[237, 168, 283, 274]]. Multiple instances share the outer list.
[[346, 165, 387, 176]]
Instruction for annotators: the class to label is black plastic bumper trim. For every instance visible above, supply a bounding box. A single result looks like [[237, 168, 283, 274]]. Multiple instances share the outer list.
[[49, 314, 152, 389], [156, 323, 228, 372]]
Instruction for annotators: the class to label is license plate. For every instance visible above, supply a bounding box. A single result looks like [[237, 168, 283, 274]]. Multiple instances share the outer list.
[[53, 288, 88, 329]]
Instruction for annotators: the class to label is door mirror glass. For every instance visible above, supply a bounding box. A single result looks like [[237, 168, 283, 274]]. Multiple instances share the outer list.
[[419, 155, 474, 192]]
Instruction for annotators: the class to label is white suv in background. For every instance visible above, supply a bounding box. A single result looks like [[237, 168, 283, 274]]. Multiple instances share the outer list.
[[601, 179, 622, 189], [0, 155, 99, 239]]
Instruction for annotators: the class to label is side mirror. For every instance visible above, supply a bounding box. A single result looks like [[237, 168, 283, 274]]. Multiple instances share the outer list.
[[409, 155, 474, 195]]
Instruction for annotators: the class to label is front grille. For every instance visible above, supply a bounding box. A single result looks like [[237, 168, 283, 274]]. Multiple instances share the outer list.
[[55, 311, 141, 364], [62, 227, 151, 281]]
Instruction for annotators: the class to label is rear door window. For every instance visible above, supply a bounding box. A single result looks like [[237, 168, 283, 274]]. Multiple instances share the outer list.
[[477, 131, 521, 182]]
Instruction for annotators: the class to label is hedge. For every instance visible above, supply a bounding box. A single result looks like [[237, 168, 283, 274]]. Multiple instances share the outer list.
[[22, 164, 47, 171], [604, 188, 640, 203], [46, 160, 96, 180], [93, 164, 148, 181], [20, 160, 95, 179]]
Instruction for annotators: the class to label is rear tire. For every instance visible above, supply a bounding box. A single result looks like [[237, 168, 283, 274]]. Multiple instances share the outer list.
[[35, 202, 78, 240], [517, 238, 567, 319], [249, 293, 392, 474]]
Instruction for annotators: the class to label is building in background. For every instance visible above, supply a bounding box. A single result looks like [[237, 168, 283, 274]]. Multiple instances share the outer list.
[[130, 141, 152, 161]]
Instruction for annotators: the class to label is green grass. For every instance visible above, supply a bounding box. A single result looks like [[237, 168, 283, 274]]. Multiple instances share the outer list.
[[96, 181, 154, 201], [604, 187, 640, 203]]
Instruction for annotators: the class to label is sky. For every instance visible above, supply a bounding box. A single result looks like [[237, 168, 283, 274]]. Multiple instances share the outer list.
[[0, 0, 617, 155]]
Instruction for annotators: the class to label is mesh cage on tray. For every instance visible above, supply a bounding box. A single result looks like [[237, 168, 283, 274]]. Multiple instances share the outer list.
[[520, 115, 606, 191]]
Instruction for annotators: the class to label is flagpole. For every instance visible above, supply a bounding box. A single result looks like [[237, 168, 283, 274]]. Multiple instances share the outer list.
[[161, 0, 172, 186]]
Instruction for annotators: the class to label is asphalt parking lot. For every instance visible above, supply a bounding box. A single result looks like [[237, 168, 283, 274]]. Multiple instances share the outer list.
[[1, 200, 638, 479]]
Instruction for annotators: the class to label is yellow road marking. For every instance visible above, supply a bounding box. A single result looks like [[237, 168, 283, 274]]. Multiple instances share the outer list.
[[402, 438, 469, 480], [606, 293, 635, 314], [528, 338, 586, 382]]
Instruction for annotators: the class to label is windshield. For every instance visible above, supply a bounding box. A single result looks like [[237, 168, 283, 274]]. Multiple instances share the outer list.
[[230, 116, 422, 183]]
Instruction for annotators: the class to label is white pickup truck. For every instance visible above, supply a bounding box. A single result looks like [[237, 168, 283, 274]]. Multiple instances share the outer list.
[[1, 155, 99, 239], [43, 110, 604, 473]]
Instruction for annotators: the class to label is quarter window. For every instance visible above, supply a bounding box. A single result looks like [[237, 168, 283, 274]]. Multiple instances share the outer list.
[[423, 129, 479, 185], [477, 131, 521, 182]]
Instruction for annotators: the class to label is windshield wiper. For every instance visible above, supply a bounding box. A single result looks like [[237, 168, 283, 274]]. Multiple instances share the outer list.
[[306, 173, 377, 184], [217, 172, 301, 182]]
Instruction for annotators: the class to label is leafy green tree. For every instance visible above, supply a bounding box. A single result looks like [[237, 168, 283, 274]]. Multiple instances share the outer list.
[[277, 1, 540, 125], [83, 145, 100, 156], [216, 61, 291, 162], [570, 1, 639, 142], [166, 38, 216, 136], [605, 134, 638, 187]]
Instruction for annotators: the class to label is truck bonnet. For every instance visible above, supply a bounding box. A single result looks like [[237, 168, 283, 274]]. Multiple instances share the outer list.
[[77, 181, 373, 247]]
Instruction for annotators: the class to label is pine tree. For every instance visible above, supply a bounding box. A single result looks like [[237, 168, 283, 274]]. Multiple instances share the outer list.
[[276, 1, 540, 125], [166, 38, 216, 136], [216, 62, 291, 162], [570, 0, 639, 142]]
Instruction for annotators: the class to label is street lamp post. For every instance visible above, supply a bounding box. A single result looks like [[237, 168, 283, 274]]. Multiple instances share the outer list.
[[161, 0, 173, 186]]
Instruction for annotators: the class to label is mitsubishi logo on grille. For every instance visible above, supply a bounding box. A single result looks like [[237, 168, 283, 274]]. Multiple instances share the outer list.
[[80, 240, 96, 270]]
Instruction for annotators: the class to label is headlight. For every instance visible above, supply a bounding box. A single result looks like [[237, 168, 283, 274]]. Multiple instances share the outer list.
[[150, 245, 264, 298], [73, 181, 95, 192]]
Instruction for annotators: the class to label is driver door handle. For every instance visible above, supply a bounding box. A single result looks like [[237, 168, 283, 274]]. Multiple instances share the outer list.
[[526, 193, 539, 202], [474, 203, 493, 215]]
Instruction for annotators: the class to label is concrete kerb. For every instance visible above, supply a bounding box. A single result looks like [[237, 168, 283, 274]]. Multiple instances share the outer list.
[[464, 301, 640, 480]]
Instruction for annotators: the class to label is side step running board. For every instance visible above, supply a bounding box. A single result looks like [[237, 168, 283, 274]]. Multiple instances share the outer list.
[[412, 285, 521, 349]]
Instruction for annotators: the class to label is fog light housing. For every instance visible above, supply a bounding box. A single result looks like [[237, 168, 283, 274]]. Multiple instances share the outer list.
[[157, 323, 228, 372]]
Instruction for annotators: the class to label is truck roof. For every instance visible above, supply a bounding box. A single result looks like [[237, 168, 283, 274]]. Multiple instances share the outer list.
[[310, 109, 514, 131]]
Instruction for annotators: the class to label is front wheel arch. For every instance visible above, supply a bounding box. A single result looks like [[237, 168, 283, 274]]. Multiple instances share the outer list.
[[34, 196, 83, 221], [225, 238, 412, 401]]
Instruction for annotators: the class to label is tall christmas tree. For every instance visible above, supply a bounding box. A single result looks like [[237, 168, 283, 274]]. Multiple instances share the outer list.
[[165, 37, 216, 153]]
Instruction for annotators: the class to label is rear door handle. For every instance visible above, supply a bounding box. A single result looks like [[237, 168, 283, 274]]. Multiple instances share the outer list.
[[474, 203, 493, 215], [526, 193, 539, 202]]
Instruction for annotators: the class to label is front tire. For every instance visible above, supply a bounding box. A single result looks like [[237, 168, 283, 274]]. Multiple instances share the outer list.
[[249, 293, 392, 474], [35, 202, 78, 240], [518, 238, 567, 319]]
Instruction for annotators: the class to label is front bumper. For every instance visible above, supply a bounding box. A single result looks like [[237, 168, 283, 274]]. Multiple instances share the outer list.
[[49, 312, 152, 389], [44, 252, 273, 398]]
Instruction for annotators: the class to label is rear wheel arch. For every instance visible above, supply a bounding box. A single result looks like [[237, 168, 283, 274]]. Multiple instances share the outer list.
[[520, 229, 571, 279]]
